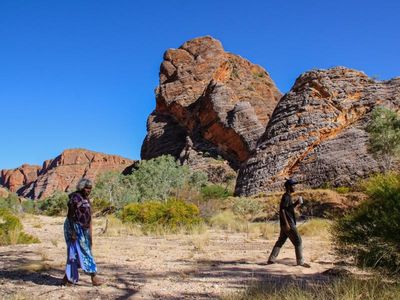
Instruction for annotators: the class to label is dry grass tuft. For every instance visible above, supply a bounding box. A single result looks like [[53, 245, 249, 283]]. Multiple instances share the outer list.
[[298, 218, 332, 239]]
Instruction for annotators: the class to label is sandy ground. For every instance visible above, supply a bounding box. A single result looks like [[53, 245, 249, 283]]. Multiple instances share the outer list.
[[0, 215, 341, 299]]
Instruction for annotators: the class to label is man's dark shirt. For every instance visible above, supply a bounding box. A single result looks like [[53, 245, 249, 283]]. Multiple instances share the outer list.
[[279, 192, 296, 227]]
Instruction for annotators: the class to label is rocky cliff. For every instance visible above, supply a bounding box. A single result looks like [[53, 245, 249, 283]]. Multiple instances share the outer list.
[[235, 68, 400, 195], [0, 149, 134, 199], [141, 36, 282, 169], [0, 164, 41, 194]]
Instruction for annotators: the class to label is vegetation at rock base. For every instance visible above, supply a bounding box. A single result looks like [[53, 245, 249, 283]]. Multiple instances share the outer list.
[[0, 208, 40, 245], [332, 172, 400, 274], [366, 106, 400, 170], [92, 155, 208, 211], [122, 198, 202, 233]]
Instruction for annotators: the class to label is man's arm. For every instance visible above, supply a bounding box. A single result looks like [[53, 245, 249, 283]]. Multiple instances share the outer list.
[[280, 194, 291, 231]]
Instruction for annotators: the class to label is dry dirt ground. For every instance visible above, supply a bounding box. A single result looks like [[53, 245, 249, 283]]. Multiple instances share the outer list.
[[0, 215, 342, 299]]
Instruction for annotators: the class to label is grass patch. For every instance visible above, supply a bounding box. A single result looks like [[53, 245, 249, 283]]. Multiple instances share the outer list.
[[99, 215, 143, 237], [0, 209, 40, 246], [226, 276, 400, 300], [298, 218, 332, 238]]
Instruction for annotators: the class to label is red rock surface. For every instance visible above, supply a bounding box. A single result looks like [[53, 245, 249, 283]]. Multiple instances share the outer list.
[[235, 67, 400, 195], [0, 164, 41, 193], [1, 149, 134, 199], [141, 36, 282, 167]]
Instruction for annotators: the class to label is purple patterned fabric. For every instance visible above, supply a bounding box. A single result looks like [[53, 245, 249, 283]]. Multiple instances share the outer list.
[[67, 192, 92, 229]]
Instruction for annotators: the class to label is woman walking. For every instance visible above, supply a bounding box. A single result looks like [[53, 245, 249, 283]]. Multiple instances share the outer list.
[[62, 178, 103, 286]]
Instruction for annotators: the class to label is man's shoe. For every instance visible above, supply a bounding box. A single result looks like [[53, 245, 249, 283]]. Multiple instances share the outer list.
[[297, 262, 311, 268]]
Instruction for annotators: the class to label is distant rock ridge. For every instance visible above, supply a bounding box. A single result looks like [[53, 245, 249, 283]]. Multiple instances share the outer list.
[[0, 149, 134, 199]]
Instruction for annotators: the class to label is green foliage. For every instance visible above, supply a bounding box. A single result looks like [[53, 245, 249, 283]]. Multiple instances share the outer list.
[[335, 186, 351, 194], [332, 172, 400, 273], [92, 197, 113, 213], [366, 106, 400, 170], [38, 192, 68, 216], [0, 208, 40, 245], [91, 156, 208, 211], [201, 184, 232, 200], [92, 171, 139, 209], [0, 193, 22, 213], [132, 155, 190, 201], [21, 199, 37, 214], [122, 198, 202, 233], [232, 197, 263, 221]]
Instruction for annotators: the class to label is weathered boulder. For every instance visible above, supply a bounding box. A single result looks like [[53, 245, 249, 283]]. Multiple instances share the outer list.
[[236, 67, 400, 195], [141, 36, 282, 170], [1, 149, 134, 199]]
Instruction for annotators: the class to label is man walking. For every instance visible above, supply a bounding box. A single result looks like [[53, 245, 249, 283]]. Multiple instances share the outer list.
[[267, 179, 310, 267]]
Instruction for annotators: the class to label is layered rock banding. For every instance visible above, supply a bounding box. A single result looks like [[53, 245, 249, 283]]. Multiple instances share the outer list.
[[141, 36, 282, 169], [143, 36, 400, 195], [0, 149, 134, 199], [235, 68, 400, 195], [0, 164, 41, 194]]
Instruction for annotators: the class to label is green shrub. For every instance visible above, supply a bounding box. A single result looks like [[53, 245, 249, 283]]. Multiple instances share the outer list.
[[0, 193, 22, 213], [332, 172, 400, 274], [38, 192, 68, 216], [366, 106, 400, 170], [201, 184, 233, 200], [92, 171, 140, 209], [0, 208, 40, 245], [335, 186, 351, 194], [122, 198, 202, 233], [92, 197, 113, 213], [232, 197, 264, 221], [21, 199, 37, 214]]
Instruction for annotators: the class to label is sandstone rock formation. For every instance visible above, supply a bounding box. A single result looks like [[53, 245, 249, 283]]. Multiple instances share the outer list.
[[236, 67, 400, 195], [0, 149, 134, 199], [0, 164, 41, 194], [141, 36, 282, 170]]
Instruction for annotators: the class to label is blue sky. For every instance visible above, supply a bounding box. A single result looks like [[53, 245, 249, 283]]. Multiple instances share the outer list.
[[1, 0, 399, 170]]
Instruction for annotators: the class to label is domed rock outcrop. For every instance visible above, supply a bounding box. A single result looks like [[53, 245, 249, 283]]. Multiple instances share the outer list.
[[141, 36, 282, 169], [235, 67, 400, 195]]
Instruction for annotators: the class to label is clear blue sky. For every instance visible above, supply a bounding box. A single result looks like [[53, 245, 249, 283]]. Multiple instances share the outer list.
[[1, 0, 399, 170]]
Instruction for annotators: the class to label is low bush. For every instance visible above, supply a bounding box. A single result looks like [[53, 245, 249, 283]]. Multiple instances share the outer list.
[[232, 197, 264, 222], [92, 197, 113, 213], [122, 198, 202, 233], [37, 192, 68, 216], [0, 193, 22, 214], [332, 172, 400, 274], [201, 184, 233, 200], [335, 186, 351, 194], [0, 208, 40, 245]]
